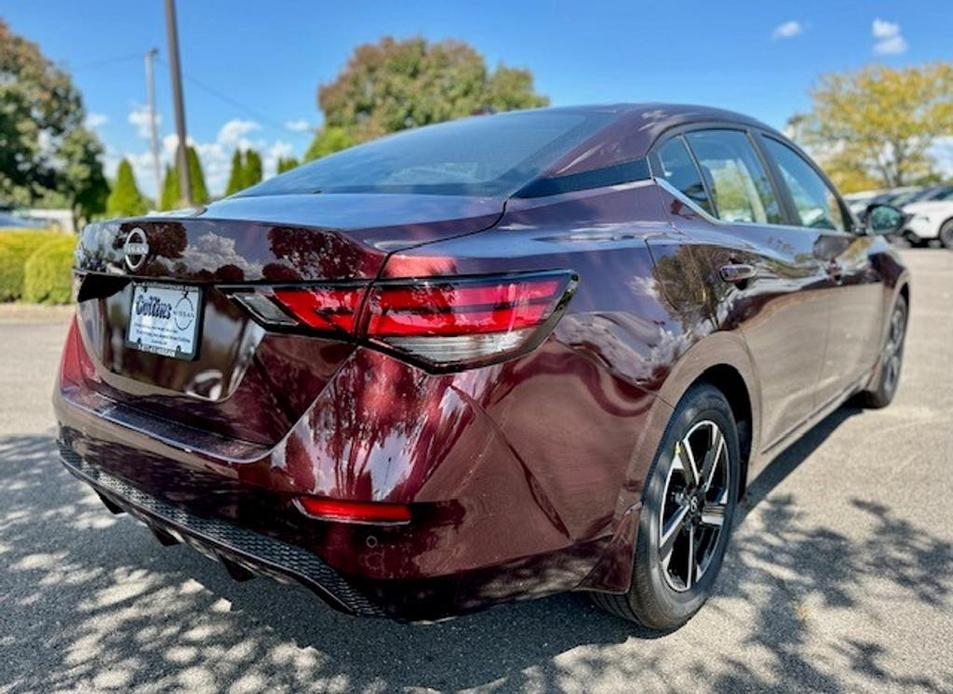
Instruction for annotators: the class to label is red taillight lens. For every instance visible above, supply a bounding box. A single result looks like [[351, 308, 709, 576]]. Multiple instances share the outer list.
[[272, 286, 363, 333], [363, 273, 573, 368], [365, 279, 561, 336], [295, 497, 412, 524], [229, 271, 576, 370]]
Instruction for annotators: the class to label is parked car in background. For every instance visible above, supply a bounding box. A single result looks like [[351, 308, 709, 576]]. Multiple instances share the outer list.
[[902, 187, 953, 248], [0, 211, 50, 229], [55, 104, 910, 631], [911, 184, 953, 203], [848, 187, 924, 222], [845, 190, 885, 217]]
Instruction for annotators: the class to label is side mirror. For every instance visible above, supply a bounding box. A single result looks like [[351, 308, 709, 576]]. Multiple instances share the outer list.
[[865, 203, 906, 235]]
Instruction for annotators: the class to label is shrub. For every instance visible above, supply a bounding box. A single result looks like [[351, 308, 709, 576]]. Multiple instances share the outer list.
[[0, 230, 59, 301], [23, 234, 77, 305]]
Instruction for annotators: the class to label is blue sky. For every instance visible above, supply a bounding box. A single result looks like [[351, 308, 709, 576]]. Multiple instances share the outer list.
[[4, 1, 951, 197]]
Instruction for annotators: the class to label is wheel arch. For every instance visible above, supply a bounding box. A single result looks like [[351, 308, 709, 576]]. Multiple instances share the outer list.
[[579, 330, 762, 595], [656, 330, 762, 492], [898, 280, 910, 306]]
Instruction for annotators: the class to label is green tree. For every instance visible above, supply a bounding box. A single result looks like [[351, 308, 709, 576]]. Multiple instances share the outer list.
[[160, 146, 209, 208], [185, 145, 209, 204], [56, 126, 110, 222], [244, 148, 263, 187], [159, 165, 178, 210], [106, 159, 148, 217], [225, 149, 245, 195], [277, 156, 299, 174], [798, 63, 953, 190], [306, 36, 548, 158], [304, 126, 354, 162], [0, 20, 108, 224]]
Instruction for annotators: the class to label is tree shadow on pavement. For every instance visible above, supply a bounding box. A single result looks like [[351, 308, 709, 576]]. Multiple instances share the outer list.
[[1, 417, 952, 693]]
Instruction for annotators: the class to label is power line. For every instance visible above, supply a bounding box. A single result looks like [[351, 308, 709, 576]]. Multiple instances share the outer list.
[[155, 56, 288, 133], [69, 53, 144, 72]]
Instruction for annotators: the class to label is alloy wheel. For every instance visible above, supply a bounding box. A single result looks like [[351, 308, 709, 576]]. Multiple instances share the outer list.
[[882, 301, 907, 396], [659, 420, 731, 592]]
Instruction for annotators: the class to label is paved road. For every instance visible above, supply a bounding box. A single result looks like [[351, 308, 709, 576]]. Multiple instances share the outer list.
[[1, 250, 952, 693]]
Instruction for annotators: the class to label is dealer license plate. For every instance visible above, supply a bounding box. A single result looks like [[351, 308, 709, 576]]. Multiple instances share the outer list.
[[126, 283, 202, 360]]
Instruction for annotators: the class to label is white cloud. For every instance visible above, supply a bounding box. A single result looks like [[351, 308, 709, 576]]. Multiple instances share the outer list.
[[128, 104, 160, 139], [217, 119, 260, 146], [872, 19, 907, 55], [772, 20, 803, 40], [284, 119, 311, 133], [265, 140, 294, 177], [85, 112, 109, 130]]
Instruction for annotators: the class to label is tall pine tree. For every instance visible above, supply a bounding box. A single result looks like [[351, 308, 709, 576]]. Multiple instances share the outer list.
[[160, 146, 209, 208], [243, 149, 263, 188], [225, 149, 245, 196], [186, 145, 209, 204], [159, 164, 179, 211], [106, 159, 148, 217], [277, 156, 299, 174]]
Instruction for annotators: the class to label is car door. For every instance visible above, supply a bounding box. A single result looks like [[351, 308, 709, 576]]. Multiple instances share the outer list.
[[652, 129, 833, 449], [758, 135, 886, 408]]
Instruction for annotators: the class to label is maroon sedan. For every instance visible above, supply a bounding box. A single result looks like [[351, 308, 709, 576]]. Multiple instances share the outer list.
[[54, 104, 909, 630]]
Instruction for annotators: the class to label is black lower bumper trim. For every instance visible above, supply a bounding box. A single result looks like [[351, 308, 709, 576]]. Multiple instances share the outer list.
[[57, 441, 386, 617]]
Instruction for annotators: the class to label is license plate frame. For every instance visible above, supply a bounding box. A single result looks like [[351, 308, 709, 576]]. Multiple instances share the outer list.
[[125, 282, 203, 361]]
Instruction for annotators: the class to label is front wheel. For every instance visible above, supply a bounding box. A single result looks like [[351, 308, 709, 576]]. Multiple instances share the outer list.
[[939, 220, 953, 250], [590, 384, 740, 631], [861, 295, 908, 409]]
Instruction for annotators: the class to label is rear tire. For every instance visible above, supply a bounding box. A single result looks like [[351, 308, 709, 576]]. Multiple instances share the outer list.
[[861, 295, 908, 409], [939, 220, 953, 250], [590, 384, 740, 631]]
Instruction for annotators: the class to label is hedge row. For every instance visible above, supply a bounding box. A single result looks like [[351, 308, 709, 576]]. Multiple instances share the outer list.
[[0, 229, 76, 304]]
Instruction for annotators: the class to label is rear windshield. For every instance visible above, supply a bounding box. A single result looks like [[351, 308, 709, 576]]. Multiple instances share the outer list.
[[239, 110, 615, 198]]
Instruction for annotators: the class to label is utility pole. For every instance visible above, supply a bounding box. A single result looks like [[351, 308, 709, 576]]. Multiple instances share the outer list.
[[164, 0, 192, 205], [144, 48, 162, 206]]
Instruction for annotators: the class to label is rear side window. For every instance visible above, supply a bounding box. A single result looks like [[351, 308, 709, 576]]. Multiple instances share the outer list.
[[654, 137, 715, 215], [684, 130, 783, 225], [761, 137, 846, 231]]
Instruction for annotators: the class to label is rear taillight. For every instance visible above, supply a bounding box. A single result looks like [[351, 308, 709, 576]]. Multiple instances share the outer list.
[[272, 286, 363, 334], [227, 271, 576, 371], [363, 274, 573, 368]]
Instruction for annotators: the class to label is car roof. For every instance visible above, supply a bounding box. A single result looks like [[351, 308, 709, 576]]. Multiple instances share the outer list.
[[531, 103, 785, 179]]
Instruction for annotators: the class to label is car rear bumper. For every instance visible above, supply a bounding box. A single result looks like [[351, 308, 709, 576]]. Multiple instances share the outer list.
[[54, 309, 661, 619], [57, 441, 387, 617]]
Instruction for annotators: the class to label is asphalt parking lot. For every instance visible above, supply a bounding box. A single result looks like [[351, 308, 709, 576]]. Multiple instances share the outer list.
[[1, 249, 951, 693]]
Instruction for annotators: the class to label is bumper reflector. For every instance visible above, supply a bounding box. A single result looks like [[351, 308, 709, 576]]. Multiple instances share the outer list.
[[295, 497, 412, 525]]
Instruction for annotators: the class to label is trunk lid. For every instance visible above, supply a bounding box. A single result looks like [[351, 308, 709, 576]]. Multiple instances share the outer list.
[[71, 194, 503, 447]]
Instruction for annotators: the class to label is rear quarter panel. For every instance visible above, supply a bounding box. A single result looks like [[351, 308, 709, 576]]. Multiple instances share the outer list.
[[381, 182, 705, 590]]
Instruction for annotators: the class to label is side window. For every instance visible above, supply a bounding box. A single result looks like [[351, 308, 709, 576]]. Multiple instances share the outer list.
[[653, 137, 715, 216], [761, 137, 846, 231], [684, 130, 783, 224]]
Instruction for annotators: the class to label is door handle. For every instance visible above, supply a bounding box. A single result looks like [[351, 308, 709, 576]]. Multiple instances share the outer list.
[[719, 263, 757, 284]]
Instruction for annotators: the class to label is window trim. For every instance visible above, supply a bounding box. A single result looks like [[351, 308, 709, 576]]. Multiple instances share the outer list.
[[649, 122, 789, 228], [755, 133, 858, 236], [649, 134, 718, 217], [648, 120, 858, 235], [682, 127, 787, 226]]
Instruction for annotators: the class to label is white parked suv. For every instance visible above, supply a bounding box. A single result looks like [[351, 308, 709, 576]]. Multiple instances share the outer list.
[[903, 187, 953, 248]]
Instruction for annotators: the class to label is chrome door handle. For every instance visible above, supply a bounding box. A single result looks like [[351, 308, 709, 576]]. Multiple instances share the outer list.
[[719, 263, 757, 284]]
